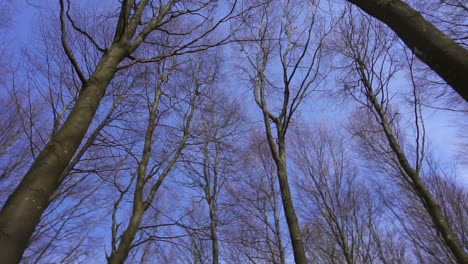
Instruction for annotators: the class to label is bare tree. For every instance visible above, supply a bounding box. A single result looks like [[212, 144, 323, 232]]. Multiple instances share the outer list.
[[345, 0, 468, 101], [0, 14, 136, 261], [235, 0, 337, 262], [0, 1, 239, 261], [292, 125, 394, 264], [376, 157, 468, 264], [422, 163, 468, 263], [0, 93, 29, 188], [181, 82, 245, 264], [225, 131, 286, 264], [336, 7, 468, 263], [105, 52, 206, 263], [21, 88, 126, 263]]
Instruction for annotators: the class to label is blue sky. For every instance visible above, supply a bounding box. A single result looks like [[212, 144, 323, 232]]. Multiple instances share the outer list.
[[5, 0, 466, 180], [2, 1, 467, 262]]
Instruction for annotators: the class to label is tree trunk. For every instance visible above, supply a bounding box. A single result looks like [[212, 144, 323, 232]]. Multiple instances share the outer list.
[[107, 203, 145, 264], [276, 144, 307, 264], [347, 0, 468, 101], [363, 78, 468, 264], [0, 45, 127, 263], [261, 114, 307, 263], [108, 82, 162, 263], [272, 190, 285, 264], [208, 199, 219, 264]]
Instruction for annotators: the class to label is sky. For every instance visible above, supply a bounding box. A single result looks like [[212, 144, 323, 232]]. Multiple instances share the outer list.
[[1, 1, 467, 262], [4, 0, 466, 181], [4, 1, 33, 44], [6, 0, 468, 184]]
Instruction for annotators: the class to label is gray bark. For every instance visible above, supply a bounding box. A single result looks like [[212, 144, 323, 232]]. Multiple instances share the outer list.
[[347, 0, 468, 101]]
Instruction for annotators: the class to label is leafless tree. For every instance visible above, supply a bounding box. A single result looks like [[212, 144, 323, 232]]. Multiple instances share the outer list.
[[422, 162, 468, 263], [0, 81, 30, 190], [292, 124, 401, 264], [2, 0, 466, 262], [0, 14, 136, 262], [235, 0, 338, 262], [336, 7, 467, 263], [180, 81, 245, 264], [105, 54, 205, 263], [345, 0, 468, 101], [0, 1, 241, 261], [375, 157, 468, 264], [224, 131, 286, 264]]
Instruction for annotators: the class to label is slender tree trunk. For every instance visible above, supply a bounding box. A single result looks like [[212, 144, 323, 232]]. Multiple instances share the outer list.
[[208, 199, 219, 264], [347, 0, 468, 101], [107, 70, 196, 262], [276, 141, 307, 264], [108, 81, 161, 264], [360, 69, 468, 264], [260, 104, 307, 263], [0, 46, 127, 263], [341, 235, 354, 264], [203, 141, 220, 264], [107, 203, 145, 264], [271, 185, 285, 264]]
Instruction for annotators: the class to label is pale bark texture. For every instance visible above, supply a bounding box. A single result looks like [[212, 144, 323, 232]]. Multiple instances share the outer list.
[[347, 0, 468, 101]]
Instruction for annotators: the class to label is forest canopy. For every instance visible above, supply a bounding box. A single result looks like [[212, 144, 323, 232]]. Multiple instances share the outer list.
[[0, 0, 466, 263]]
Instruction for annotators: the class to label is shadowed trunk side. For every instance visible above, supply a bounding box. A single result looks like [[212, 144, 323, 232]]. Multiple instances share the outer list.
[[347, 0, 468, 101]]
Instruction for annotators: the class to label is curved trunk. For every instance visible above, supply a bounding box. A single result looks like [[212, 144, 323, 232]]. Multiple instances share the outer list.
[[360, 71, 468, 264], [348, 0, 468, 101]]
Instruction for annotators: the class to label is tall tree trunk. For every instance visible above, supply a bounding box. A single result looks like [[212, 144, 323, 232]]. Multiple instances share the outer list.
[[276, 141, 307, 264], [203, 140, 220, 264], [272, 186, 285, 264], [0, 45, 127, 263], [360, 68, 468, 264], [260, 106, 307, 263], [107, 203, 145, 264], [347, 0, 468, 101], [108, 81, 161, 264], [208, 199, 219, 264], [107, 73, 196, 263]]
